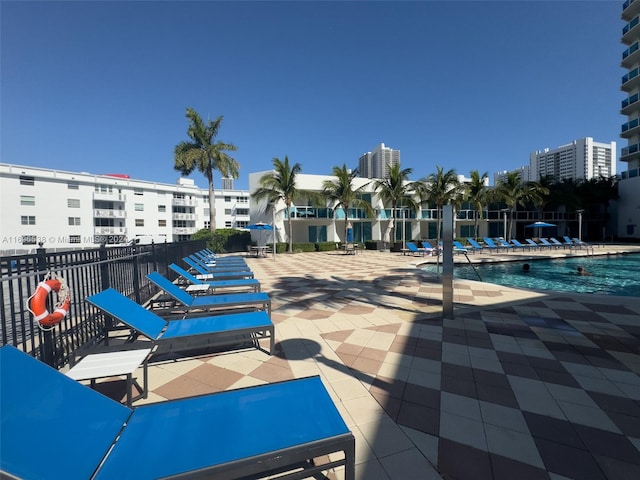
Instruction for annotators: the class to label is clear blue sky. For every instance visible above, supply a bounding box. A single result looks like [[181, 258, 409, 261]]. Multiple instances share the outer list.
[[1, 0, 624, 190]]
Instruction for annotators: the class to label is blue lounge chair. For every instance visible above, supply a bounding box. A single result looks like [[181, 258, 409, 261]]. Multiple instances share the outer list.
[[86, 288, 275, 354], [496, 238, 514, 251], [482, 237, 501, 253], [421, 241, 439, 255], [561, 236, 575, 248], [525, 238, 541, 249], [549, 237, 568, 249], [187, 255, 251, 272], [193, 251, 248, 265], [87, 288, 275, 355], [571, 237, 595, 253], [0, 345, 355, 480], [452, 241, 469, 254], [466, 238, 486, 252], [538, 238, 560, 249], [183, 257, 255, 279], [148, 272, 271, 316], [169, 263, 261, 292], [406, 241, 427, 256], [510, 239, 529, 251]]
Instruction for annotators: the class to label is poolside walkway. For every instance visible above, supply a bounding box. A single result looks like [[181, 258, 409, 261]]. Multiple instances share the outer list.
[[95, 244, 640, 479]]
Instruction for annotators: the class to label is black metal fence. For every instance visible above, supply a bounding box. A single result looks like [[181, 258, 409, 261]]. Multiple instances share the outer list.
[[0, 239, 206, 367]]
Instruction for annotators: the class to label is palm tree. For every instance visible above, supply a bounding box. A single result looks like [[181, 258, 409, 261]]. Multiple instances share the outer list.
[[322, 164, 375, 244], [418, 166, 461, 245], [252, 156, 319, 253], [173, 107, 239, 233], [467, 170, 489, 240], [493, 172, 549, 240], [370, 163, 417, 245]]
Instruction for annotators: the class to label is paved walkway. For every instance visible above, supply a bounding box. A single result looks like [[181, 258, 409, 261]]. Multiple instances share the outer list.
[[92, 244, 640, 480]]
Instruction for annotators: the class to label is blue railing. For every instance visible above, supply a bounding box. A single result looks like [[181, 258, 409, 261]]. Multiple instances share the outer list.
[[621, 143, 640, 157], [622, 67, 639, 85], [622, 117, 640, 133], [623, 42, 639, 60], [623, 16, 639, 35], [622, 92, 640, 110]]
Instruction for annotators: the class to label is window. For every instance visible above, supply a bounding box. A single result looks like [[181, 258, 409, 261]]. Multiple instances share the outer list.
[[134, 203, 144, 211], [68, 217, 81, 226], [158, 205, 166, 212], [67, 181, 79, 190], [20, 195, 35, 206], [225, 209, 232, 215], [134, 188, 143, 196], [158, 219, 167, 227], [95, 185, 112, 193], [236, 208, 249, 216], [69, 235, 81, 244], [225, 221, 232, 228], [224, 196, 231, 202], [135, 219, 144, 227], [237, 196, 248, 203], [22, 235, 36, 245], [21, 216, 36, 225], [67, 198, 80, 208], [19, 176, 35, 186]]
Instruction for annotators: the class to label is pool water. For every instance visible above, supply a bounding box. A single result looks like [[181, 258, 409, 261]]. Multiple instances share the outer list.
[[421, 253, 640, 297]]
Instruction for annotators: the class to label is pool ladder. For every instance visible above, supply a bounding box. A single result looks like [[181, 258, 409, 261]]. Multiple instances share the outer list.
[[461, 251, 483, 282]]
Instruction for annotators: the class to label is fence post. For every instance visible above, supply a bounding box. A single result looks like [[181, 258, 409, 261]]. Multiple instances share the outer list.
[[36, 244, 55, 366], [132, 249, 141, 304], [98, 243, 113, 343]]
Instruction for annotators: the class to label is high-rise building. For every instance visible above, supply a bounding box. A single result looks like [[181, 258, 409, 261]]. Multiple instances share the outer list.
[[494, 166, 532, 185], [358, 143, 400, 179], [529, 137, 616, 182], [620, 0, 640, 239]]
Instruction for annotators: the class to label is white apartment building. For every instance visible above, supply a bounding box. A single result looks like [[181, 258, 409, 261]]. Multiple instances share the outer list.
[[620, 0, 640, 239], [358, 143, 400, 179], [529, 137, 617, 182], [0, 163, 250, 254], [248, 170, 493, 246]]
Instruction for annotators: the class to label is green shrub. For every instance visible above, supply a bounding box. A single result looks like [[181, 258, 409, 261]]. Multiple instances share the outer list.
[[192, 228, 251, 253], [315, 242, 336, 252], [291, 242, 315, 252]]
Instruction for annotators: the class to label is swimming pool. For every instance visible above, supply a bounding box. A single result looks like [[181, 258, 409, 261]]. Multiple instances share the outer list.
[[421, 253, 640, 297]]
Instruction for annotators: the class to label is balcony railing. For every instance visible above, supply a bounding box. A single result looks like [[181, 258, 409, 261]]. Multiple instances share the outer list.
[[621, 143, 640, 157], [623, 16, 639, 36], [93, 226, 127, 235], [93, 209, 126, 218], [622, 92, 640, 111], [171, 198, 197, 207], [622, 67, 639, 85]]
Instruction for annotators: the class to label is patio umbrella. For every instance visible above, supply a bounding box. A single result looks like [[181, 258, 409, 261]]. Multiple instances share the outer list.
[[383, 218, 394, 250], [525, 221, 556, 239], [247, 223, 274, 246], [525, 222, 556, 228]]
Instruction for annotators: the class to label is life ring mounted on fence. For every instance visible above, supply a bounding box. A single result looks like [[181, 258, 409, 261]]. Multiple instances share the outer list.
[[27, 274, 71, 329]]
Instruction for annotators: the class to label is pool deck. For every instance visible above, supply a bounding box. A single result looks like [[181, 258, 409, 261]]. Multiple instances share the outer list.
[[92, 244, 640, 479]]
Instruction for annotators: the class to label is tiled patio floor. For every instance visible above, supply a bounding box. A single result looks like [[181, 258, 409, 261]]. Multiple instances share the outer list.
[[89, 246, 640, 480]]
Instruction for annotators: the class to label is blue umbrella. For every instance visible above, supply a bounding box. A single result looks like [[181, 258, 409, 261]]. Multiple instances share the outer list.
[[525, 222, 556, 228], [247, 222, 273, 230], [247, 223, 274, 247], [525, 221, 556, 238]]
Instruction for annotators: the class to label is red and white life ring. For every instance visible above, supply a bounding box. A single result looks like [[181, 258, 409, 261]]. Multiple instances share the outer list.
[[27, 278, 71, 328]]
